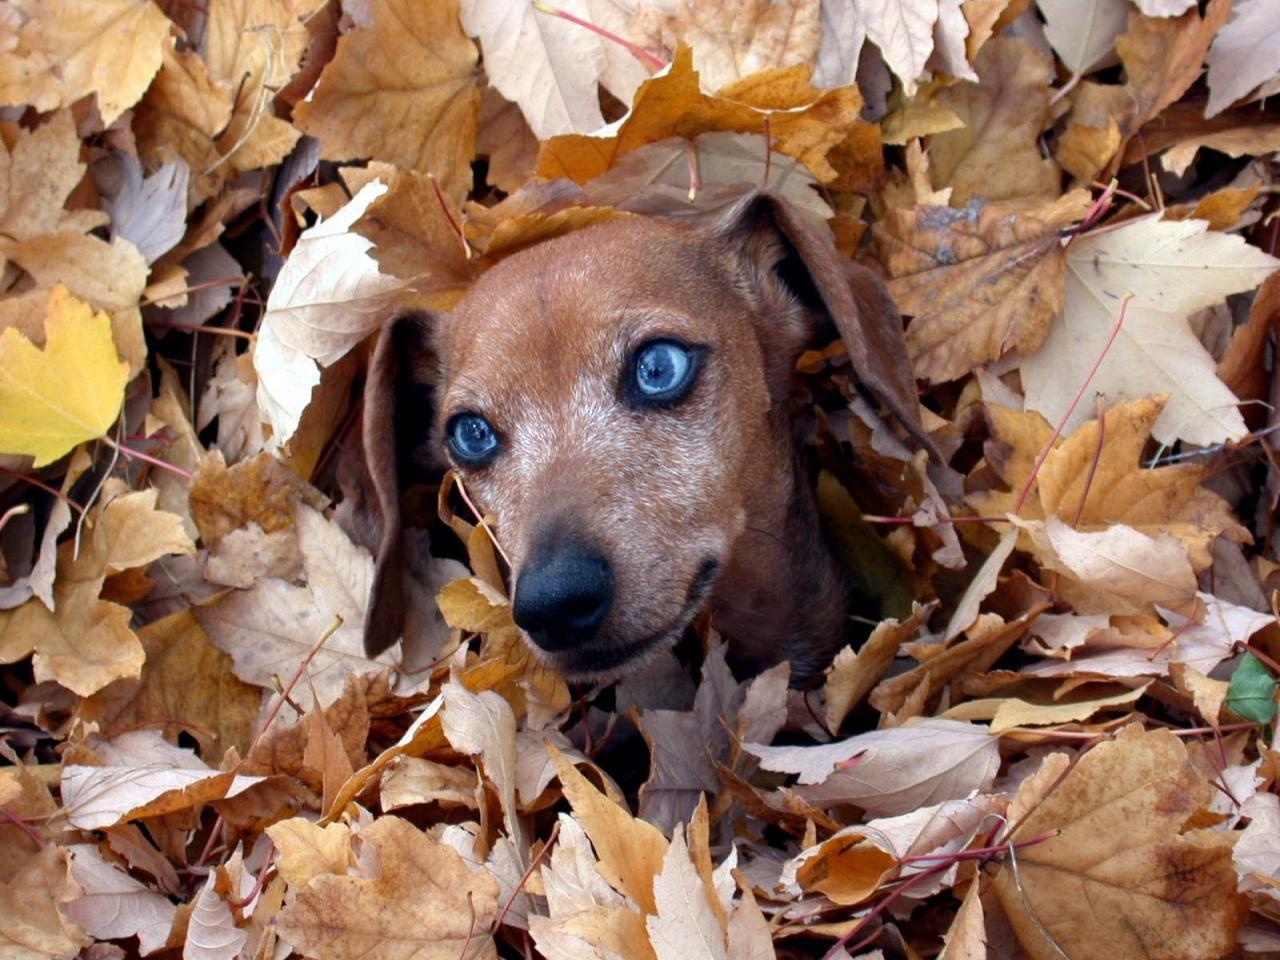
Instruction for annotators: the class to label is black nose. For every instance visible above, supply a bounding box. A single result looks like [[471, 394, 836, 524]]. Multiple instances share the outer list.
[[512, 544, 613, 652]]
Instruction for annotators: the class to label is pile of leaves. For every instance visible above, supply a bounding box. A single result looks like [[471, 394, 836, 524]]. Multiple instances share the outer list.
[[2, 0, 1280, 957]]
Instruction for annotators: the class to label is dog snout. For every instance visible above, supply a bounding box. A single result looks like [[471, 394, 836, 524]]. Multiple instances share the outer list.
[[513, 542, 614, 651]]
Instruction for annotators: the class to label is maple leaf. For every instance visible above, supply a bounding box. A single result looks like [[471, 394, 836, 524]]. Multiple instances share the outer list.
[[929, 36, 1060, 207], [459, 0, 647, 140], [254, 181, 406, 445], [59, 731, 265, 831], [970, 396, 1250, 567], [670, 0, 822, 92], [0, 0, 171, 126], [1204, 0, 1280, 118], [0, 286, 128, 468], [536, 46, 863, 185], [646, 826, 728, 960], [873, 197, 1082, 383], [744, 718, 1001, 816], [275, 815, 500, 959], [990, 726, 1247, 959], [62, 843, 177, 956], [294, 0, 482, 205], [1038, 0, 1129, 79], [1021, 214, 1280, 445]]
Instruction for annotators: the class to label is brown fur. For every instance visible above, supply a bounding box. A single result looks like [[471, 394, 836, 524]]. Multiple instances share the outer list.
[[361, 191, 931, 685]]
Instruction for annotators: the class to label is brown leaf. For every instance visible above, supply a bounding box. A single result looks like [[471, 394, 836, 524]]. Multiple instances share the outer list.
[[875, 199, 1074, 382], [990, 725, 1247, 959], [0, 844, 90, 959], [79, 608, 261, 759], [823, 601, 933, 732], [929, 37, 1060, 207], [1116, 0, 1232, 144], [550, 744, 669, 915], [294, 0, 480, 205], [537, 48, 863, 185], [275, 815, 500, 959]]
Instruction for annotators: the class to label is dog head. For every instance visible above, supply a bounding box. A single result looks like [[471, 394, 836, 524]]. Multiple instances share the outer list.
[[361, 191, 927, 680]]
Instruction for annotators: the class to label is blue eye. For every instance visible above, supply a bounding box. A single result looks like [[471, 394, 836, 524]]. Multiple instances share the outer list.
[[630, 340, 698, 404], [446, 413, 499, 465]]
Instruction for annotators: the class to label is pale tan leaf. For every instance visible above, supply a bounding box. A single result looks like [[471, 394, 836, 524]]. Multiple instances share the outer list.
[[183, 877, 246, 960], [63, 844, 177, 956], [441, 681, 525, 854], [1205, 0, 1280, 118], [1020, 215, 1280, 445], [1037, 0, 1128, 76], [266, 818, 353, 887], [677, 0, 821, 92], [645, 826, 728, 960], [275, 816, 499, 960], [858, 0, 938, 96], [459, 0, 645, 139], [745, 719, 1000, 816]]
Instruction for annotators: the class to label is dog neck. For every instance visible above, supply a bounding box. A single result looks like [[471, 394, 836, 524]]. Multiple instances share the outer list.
[[710, 415, 849, 686]]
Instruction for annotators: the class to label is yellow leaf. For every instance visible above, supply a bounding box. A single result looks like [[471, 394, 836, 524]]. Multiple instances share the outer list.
[[0, 0, 171, 126], [0, 286, 128, 467]]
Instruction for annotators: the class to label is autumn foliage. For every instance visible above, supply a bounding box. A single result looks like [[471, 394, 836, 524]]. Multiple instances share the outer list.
[[1, 1, 1280, 959]]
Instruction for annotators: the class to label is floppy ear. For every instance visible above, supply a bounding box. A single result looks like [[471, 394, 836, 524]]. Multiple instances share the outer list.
[[361, 311, 439, 658], [712, 190, 937, 459]]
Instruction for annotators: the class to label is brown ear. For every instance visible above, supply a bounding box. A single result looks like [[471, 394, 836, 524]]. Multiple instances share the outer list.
[[713, 190, 937, 459], [362, 311, 438, 658]]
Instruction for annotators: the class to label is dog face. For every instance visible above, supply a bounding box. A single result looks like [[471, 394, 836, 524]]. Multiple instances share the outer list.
[[431, 215, 802, 678], [361, 191, 929, 680]]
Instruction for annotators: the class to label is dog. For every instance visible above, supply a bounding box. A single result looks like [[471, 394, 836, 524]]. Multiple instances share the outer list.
[[359, 190, 933, 685]]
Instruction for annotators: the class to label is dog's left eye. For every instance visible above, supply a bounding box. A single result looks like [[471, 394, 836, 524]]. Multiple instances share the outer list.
[[629, 340, 698, 405], [446, 413, 500, 465]]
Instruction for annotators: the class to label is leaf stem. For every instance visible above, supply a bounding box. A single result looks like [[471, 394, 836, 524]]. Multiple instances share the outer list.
[[1012, 293, 1132, 515], [100, 435, 194, 480], [531, 1, 667, 70]]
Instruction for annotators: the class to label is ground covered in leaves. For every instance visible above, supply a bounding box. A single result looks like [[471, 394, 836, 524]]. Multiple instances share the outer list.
[[1, 0, 1280, 958]]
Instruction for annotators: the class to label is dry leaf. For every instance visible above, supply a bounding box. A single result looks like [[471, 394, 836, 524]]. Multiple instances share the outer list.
[[1037, 0, 1127, 77], [0, 287, 128, 468], [460, 0, 646, 139], [875, 198, 1075, 382], [1205, 0, 1280, 118], [0, 0, 171, 125], [550, 744, 669, 915], [971, 397, 1250, 568], [63, 844, 177, 956], [929, 37, 1060, 207], [275, 815, 500, 959], [60, 731, 265, 831], [294, 0, 481, 204], [744, 718, 1001, 817], [991, 725, 1247, 959], [1020, 214, 1280, 446], [646, 825, 728, 960]]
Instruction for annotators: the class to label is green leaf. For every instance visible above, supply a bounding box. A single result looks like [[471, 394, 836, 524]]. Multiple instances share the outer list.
[[1227, 653, 1278, 725]]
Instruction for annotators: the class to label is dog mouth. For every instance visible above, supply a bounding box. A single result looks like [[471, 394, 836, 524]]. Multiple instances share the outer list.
[[533, 556, 721, 681]]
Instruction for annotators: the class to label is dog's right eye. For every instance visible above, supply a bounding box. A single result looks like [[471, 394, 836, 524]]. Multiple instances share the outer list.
[[445, 413, 500, 466], [626, 339, 702, 408]]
